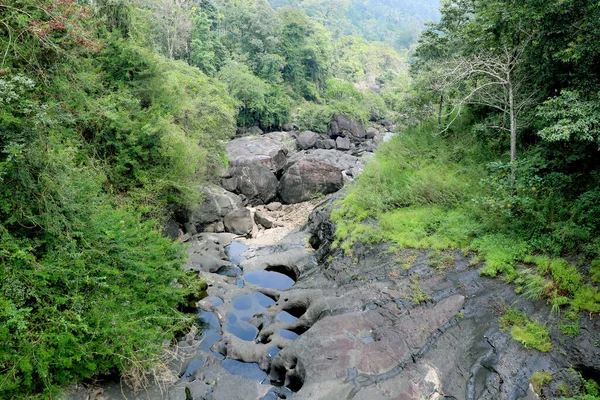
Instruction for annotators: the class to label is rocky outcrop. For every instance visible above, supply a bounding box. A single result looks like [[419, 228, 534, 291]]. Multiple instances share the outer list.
[[189, 185, 243, 232], [328, 114, 366, 141], [225, 163, 278, 205], [227, 133, 288, 173], [278, 160, 343, 204]]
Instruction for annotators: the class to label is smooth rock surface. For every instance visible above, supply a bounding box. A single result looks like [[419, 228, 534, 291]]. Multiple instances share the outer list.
[[278, 160, 343, 204]]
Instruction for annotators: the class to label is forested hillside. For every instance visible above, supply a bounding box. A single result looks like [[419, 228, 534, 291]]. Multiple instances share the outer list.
[[0, 0, 410, 397], [334, 1, 600, 387], [268, 0, 440, 50]]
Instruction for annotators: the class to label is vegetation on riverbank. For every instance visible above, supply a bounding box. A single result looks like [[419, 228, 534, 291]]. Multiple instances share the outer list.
[[331, 0, 600, 356]]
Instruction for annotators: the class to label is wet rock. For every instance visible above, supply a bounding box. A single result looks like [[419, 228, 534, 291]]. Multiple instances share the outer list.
[[189, 185, 243, 231], [296, 131, 319, 150], [254, 210, 275, 229], [278, 160, 343, 204], [224, 208, 253, 236], [227, 163, 278, 205], [335, 136, 351, 150], [328, 114, 366, 141], [227, 134, 288, 173], [316, 139, 336, 149]]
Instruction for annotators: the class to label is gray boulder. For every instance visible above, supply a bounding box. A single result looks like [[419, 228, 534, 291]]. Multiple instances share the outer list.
[[335, 136, 351, 150], [224, 208, 253, 235], [248, 126, 263, 135], [287, 149, 361, 172], [328, 114, 366, 141], [254, 211, 275, 229], [227, 163, 278, 205], [278, 160, 343, 204], [316, 139, 336, 149], [227, 133, 288, 173], [366, 127, 378, 139], [189, 185, 243, 231], [296, 131, 319, 150]]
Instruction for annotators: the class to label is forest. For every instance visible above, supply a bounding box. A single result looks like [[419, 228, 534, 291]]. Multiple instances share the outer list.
[[1, 0, 600, 398]]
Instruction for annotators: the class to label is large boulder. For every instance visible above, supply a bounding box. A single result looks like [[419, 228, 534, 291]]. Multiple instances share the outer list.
[[224, 208, 254, 235], [226, 163, 278, 205], [328, 114, 366, 141], [189, 185, 243, 232], [227, 133, 288, 173], [296, 131, 319, 150], [287, 149, 362, 173], [278, 160, 343, 204]]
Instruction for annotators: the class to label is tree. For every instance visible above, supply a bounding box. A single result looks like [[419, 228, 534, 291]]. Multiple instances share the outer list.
[[438, 43, 535, 163]]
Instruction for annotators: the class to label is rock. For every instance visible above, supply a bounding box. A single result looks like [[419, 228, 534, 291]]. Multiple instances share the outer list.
[[254, 210, 275, 229], [266, 202, 282, 211], [281, 123, 294, 132], [227, 134, 288, 173], [383, 131, 394, 142], [328, 114, 366, 141], [163, 218, 181, 240], [366, 127, 378, 139], [189, 185, 243, 231], [335, 136, 351, 150], [248, 126, 263, 135], [228, 163, 278, 205], [224, 208, 253, 236], [278, 160, 343, 204], [296, 131, 319, 150], [221, 177, 238, 193], [287, 149, 361, 172], [315, 139, 336, 150]]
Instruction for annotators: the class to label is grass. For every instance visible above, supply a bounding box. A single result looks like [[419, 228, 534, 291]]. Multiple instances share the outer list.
[[500, 308, 553, 352]]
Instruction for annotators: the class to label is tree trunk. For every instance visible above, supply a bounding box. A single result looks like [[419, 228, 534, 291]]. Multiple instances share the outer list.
[[508, 81, 516, 164], [438, 93, 444, 124]]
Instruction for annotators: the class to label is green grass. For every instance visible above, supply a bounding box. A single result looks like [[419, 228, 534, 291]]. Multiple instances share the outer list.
[[500, 308, 553, 352]]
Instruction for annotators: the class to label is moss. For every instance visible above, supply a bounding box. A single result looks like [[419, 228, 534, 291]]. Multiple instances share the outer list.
[[530, 370, 553, 394], [500, 308, 552, 352]]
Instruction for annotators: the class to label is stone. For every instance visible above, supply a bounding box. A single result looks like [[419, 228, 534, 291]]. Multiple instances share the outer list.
[[278, 160, 343, 204], [163, 219, 180, 240], [335, 136, 351, 150], [328, 114, 366, 141], [189, 185, 243, 231], [228, 163, 278, 205], [248, 125, 263, 135], [224, 208, 253, 235], [296, 131, 319, 150], [227, 133, 288, 173], [365, 127, 378, 139], [266, 202, 282, 211], [287, 149, 361, 172], [254, 210, 275, 229], [316, 139, 336, 149]]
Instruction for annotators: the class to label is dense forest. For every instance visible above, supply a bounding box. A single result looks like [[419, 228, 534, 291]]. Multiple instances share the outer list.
[[268, 0, 440, 50], [0, 0, 410, 397]]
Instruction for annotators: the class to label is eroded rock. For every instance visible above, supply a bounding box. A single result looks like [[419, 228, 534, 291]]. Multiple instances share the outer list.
[[278, 160, 343, 204]]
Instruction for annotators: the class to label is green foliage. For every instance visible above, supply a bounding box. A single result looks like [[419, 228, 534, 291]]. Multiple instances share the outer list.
[[499, 308, 553, 352], [530, 371, 553, 394]]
